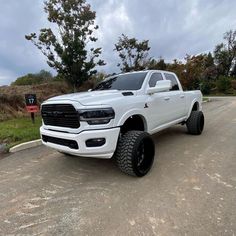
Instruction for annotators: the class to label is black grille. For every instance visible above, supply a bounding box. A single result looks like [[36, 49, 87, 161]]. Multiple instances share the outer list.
[[42, 135, 79, 149], [41, 104, 80, 128]]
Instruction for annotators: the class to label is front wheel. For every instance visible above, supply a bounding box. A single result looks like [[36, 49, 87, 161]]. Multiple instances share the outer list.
[[115, 131, 155, 177]]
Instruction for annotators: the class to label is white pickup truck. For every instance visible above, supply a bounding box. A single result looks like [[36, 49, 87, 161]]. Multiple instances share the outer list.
[[40, 70, 204, 177]]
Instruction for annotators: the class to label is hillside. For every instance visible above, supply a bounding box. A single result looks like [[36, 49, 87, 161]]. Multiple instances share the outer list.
[[0, 82, 71, 121]]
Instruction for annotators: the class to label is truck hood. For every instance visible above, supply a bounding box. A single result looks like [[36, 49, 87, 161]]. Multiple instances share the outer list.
[[47, 90, 135, 106]]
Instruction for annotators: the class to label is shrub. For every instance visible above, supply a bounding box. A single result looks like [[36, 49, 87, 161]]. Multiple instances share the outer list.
[[200, 80, 212, 95], [216, 76, 232, 93], [231, 80, 236, 90], [11, 70, 53, 86]]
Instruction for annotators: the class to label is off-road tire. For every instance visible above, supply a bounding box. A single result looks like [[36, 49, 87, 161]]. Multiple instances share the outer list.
[[115, 131, 155, 177], [186, 111, 204, 135]]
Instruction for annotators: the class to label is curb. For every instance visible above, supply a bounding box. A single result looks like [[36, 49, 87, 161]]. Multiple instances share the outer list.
[[202, 98, 210, 103], [9, 139, 42, 153]]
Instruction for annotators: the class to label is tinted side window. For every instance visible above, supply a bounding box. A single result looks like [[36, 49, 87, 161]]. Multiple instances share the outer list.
[[149, 73, 163, 87], [164, 73, 179, 91]]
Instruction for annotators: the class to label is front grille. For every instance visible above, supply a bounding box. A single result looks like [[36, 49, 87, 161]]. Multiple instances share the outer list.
[[42, 135, 79, 149], [41, 104, 80, 128]]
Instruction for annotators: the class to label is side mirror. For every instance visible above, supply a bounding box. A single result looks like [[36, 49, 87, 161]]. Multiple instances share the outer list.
[[147, 80, 171, 94], [88, 89, 92, 92]]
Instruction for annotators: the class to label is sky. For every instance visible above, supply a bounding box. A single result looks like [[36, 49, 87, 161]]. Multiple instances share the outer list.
[[0, 0, 235, 86]]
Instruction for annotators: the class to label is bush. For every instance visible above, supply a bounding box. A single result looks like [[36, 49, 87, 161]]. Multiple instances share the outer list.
[[0, 94, 24, 110], [216, 76, 232, 93], [200, 80, 211, 95], [12, 70, 53, 86], [0, 81, 70, 121], [231, 80, 236, 90], [12, 74, 42, 86]]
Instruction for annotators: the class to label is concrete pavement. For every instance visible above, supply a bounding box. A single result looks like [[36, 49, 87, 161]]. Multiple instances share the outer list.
[[0, 97, 235, 235]]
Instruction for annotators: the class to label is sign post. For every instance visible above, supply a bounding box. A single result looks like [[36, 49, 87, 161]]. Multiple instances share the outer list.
[[25, 94, 39, 124]]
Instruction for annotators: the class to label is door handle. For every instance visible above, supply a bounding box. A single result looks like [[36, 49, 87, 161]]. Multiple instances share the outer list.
[[164, 97, 170, 101], [180, 95, 185, 98]]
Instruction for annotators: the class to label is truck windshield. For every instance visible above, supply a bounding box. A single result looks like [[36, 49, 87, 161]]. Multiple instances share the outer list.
[[93, 72, 148, 91]]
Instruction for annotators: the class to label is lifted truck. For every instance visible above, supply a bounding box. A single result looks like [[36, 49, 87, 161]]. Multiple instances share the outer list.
[[40, 70, 204, 177]]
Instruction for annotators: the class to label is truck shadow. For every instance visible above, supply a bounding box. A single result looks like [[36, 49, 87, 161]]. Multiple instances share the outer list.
[[59, 125, 189, 178], [152, 125, 188, 142]]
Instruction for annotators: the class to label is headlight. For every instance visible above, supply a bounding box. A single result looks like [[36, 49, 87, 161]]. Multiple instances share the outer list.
[[78, 108, 115, 125]]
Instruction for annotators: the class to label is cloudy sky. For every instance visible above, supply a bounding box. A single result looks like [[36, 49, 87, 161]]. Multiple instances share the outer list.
[[0, 0, 235, 86]]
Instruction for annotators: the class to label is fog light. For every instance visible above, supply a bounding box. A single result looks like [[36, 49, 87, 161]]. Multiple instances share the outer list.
[[69, 141, 78, 149], [86, 138, 106, 147]]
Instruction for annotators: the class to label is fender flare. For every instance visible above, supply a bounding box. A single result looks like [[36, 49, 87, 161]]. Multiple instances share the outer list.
[[187, 99, 201, 119], [117, 109, 148, 131]]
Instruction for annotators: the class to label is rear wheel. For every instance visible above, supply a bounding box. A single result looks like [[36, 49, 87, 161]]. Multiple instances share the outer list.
[[186, 111, 204, 135], [115, 131, 155, 177]]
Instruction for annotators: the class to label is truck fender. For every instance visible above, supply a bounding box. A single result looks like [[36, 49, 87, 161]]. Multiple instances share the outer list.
[[187, 99, 201, 119], [117, 109, 147, 130]]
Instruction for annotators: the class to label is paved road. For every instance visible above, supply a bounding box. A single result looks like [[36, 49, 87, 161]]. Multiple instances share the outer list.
[[0, 98, 235, 235]]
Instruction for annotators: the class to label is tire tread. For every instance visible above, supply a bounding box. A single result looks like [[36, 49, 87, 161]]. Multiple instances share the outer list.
[[186, 111, 204, 135], [115, 131, 153, 176]]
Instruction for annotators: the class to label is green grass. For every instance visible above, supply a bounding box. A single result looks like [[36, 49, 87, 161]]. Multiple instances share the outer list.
[[203, 97, 209, 101], [0, 116, 42, 149], [205, 94, 236, 96]]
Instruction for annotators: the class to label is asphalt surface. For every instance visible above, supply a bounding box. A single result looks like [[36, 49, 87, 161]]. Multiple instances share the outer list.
[[0, 97, 235, 235]]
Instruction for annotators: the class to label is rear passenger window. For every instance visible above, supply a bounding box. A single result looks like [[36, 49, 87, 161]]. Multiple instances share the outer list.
[[164, 73, 179, 91], [149, 73, 163, 87]]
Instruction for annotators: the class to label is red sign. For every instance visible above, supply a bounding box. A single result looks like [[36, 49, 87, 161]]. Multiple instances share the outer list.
[[25, 94, 39, 113], [26, 105, 39, 113]]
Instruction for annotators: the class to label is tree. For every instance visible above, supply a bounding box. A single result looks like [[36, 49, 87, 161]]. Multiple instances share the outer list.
[[166, 59, 187, 88], [114, 34, 151, 72], [231, 64, 236, 78], [11, 70, 53, 86], [214, 30, 236, 77], [202, 52, 217, 81], [147, 57, 166, 70], [216, 76, 232, 93], [25, 0, 105, 88], [205, 52, 214, 68], [38, 69, 53, 80], [156, 58, 167, 70], [178, 53, 217, 91]]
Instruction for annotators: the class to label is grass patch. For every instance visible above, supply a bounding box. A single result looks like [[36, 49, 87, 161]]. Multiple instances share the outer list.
[[206, 94, 236, 96], [203, 97, 209, 102], [0, 116, 42, 149]]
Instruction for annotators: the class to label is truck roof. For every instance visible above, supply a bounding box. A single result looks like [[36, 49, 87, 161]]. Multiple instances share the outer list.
[[116, 70, 176, 76]]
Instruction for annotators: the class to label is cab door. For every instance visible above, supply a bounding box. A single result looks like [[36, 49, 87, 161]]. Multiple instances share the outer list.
[[163, 73, 186, 121], [146, 72, 173, 131]]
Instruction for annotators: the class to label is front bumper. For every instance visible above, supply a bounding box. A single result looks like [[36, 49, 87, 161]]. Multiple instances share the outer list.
[[40, 126, 120, 159]]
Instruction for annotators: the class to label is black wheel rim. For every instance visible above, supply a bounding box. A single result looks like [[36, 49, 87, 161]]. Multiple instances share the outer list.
[[137, 141, 145, 167], [135, 137, 155, 175]]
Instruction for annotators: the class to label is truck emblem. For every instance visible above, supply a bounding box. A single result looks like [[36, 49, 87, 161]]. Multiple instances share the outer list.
[[53, 111, 63, 117]]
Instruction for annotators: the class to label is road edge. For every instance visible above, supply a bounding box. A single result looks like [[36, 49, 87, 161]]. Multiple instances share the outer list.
[[202, 98, 210, 103], [9, 139, 42, 153]]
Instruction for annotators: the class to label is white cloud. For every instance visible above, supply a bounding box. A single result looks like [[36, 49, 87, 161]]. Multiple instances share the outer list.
[[0, 68, 17, 86], [0, 0, 236, 85], [92, 1, 133, 73]]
